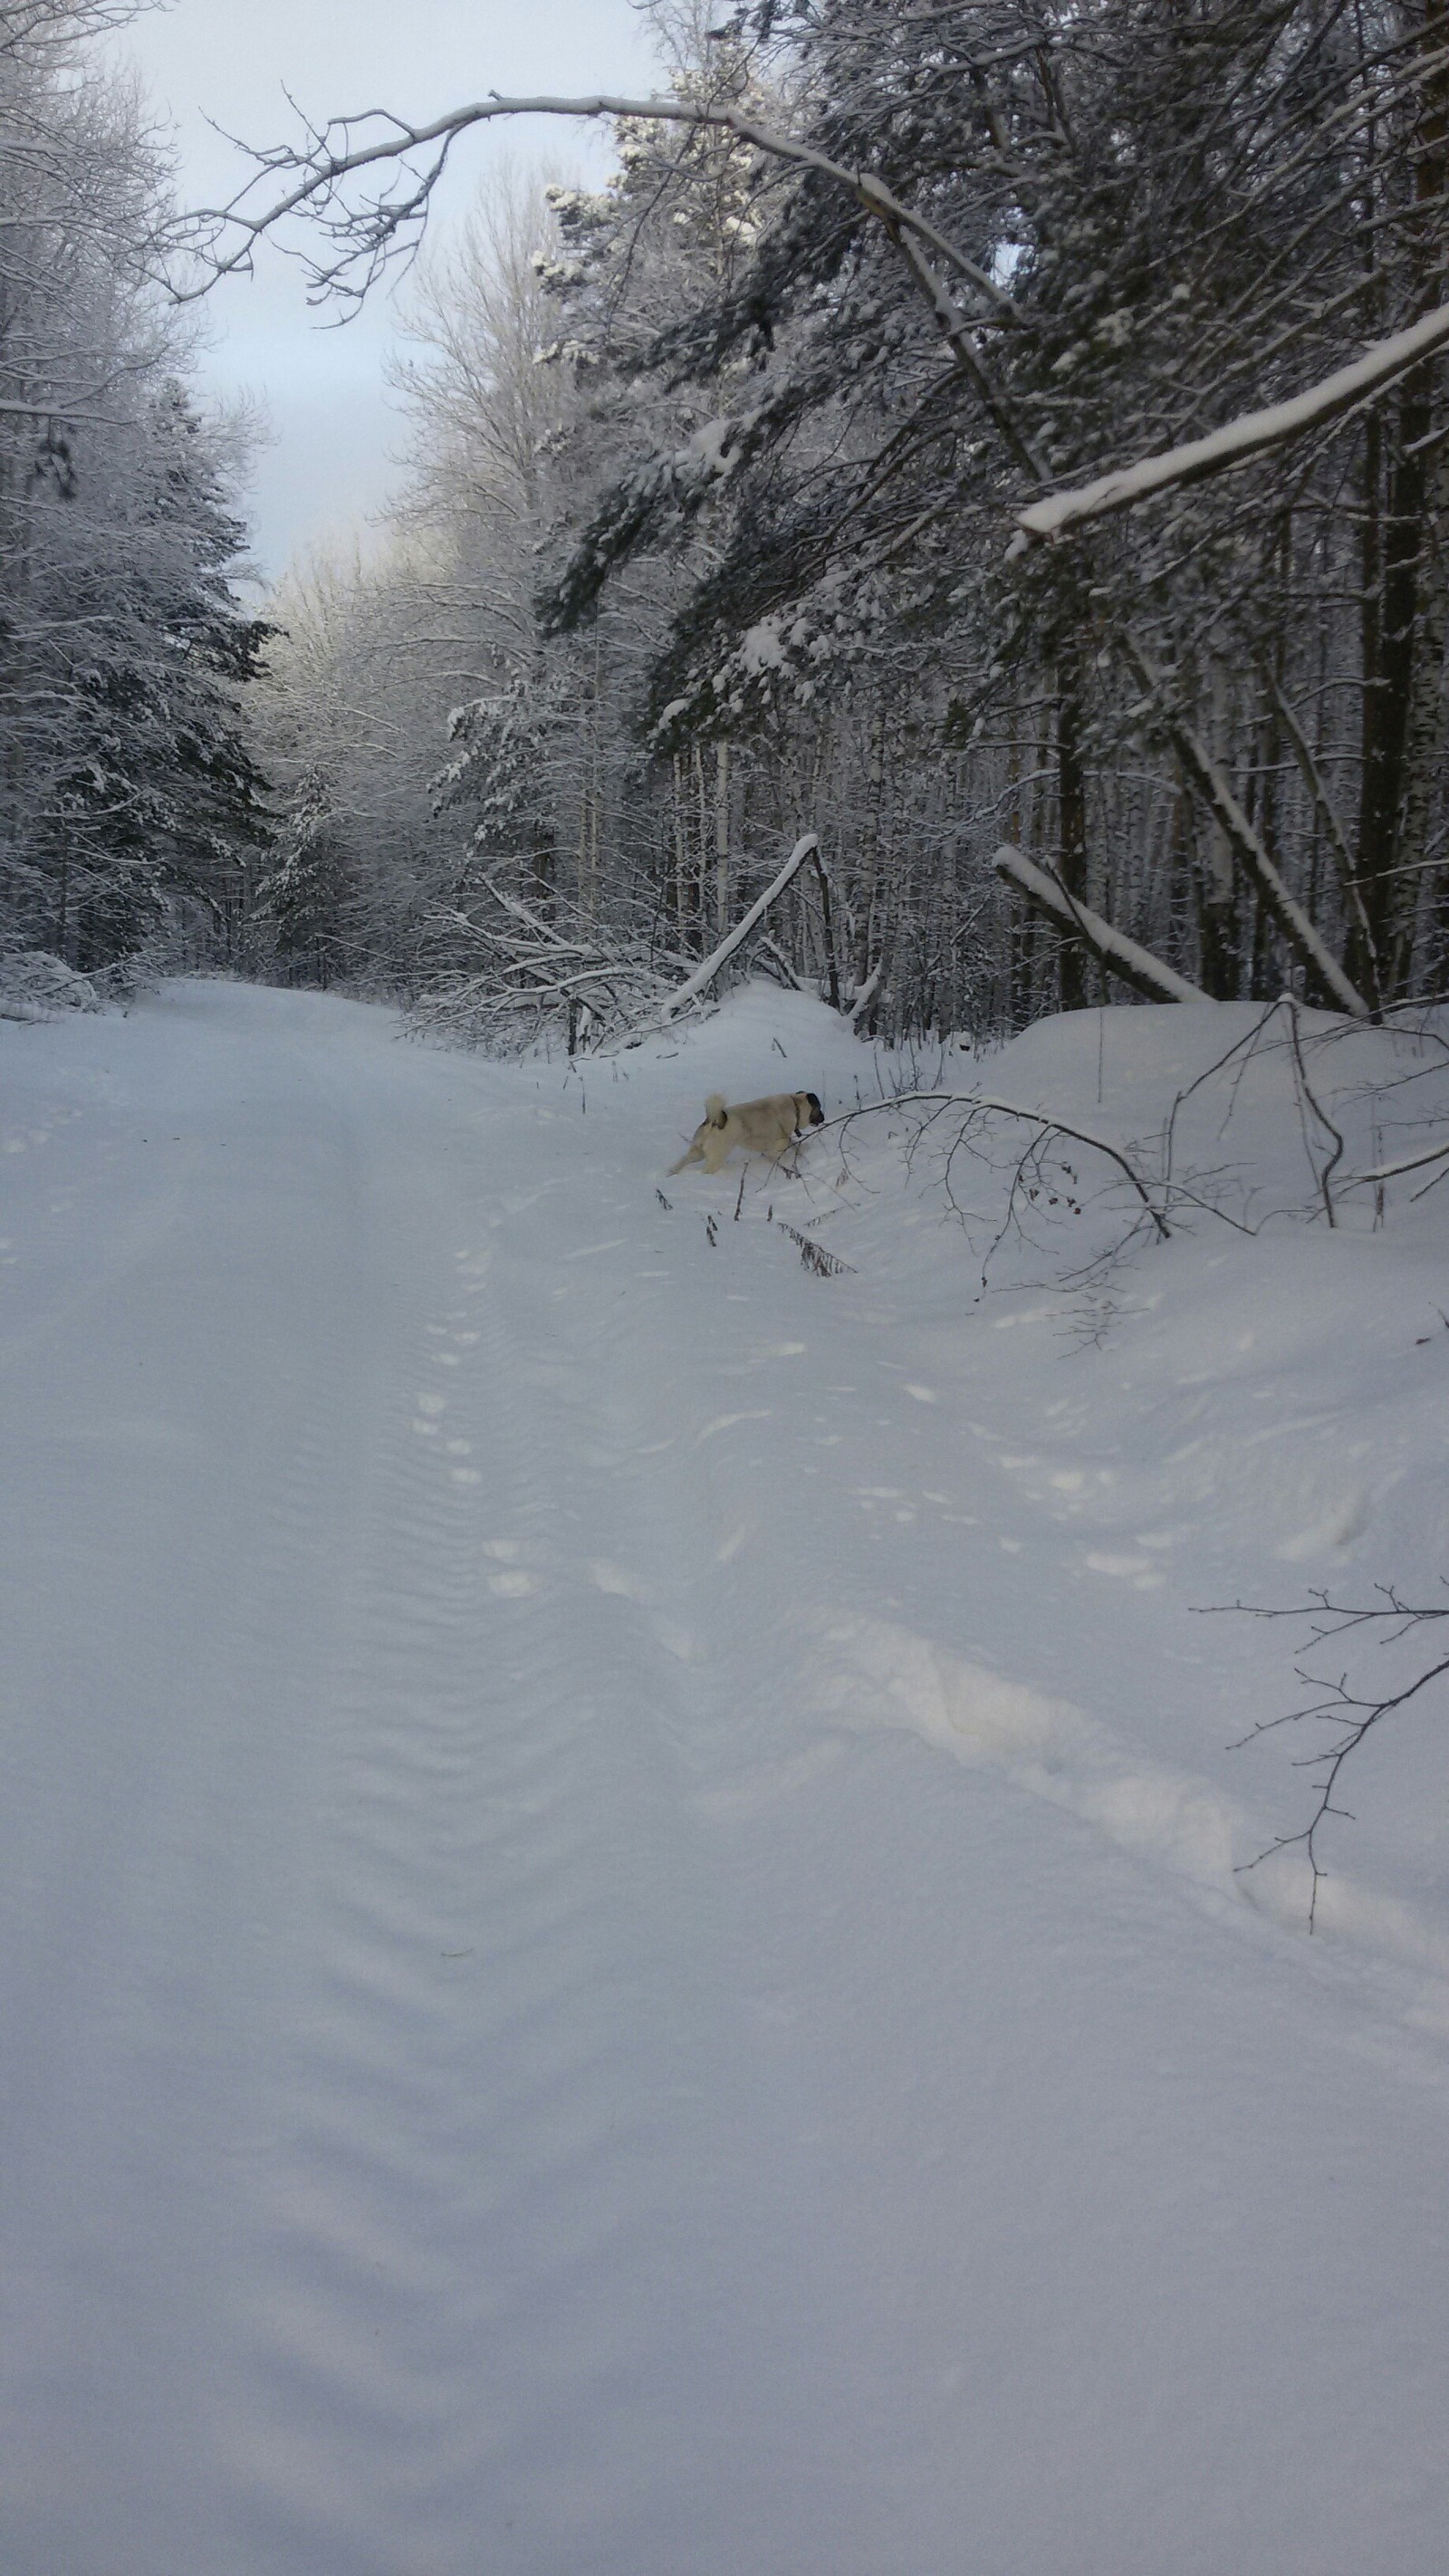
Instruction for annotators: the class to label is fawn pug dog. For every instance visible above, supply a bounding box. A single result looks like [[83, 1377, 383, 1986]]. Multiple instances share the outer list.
[[668, 1089, 824, 1177]]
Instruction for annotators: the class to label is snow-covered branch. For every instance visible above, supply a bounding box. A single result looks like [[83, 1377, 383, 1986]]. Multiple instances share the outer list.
[[993, 845, 1207, 1005], [1340, 1135, 1449, 1188], [1015, 299, 1449, 544], [658, 833, 820, 1024], [1122, 643, 1372, 1021]]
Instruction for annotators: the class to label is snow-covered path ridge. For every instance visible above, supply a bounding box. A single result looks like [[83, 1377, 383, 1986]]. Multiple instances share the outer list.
[[3, 980, 1448, 2576]]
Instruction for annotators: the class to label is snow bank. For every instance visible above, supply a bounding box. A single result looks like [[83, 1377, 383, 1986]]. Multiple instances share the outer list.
[[644, 982, 1449, 1969], [0, 948, 104, 1021]]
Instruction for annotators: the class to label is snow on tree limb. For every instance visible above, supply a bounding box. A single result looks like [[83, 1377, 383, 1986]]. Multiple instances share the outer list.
[[1014, 299, 1449, 544], [658, 833, 819, 1023], [846, 960, 883, 1029], [993, 844, 1207, 1005], [1121, 641, 1373, 1021], [1340, 1135, 1449, 1187]]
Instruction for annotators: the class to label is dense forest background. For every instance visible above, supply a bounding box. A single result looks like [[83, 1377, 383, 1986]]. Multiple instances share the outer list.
[[6, 0, 1449, 1048], [0, 2, 269, 987]]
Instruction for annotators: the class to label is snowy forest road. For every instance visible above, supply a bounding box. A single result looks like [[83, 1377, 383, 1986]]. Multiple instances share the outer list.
[[3, 982, 1447, 2576]]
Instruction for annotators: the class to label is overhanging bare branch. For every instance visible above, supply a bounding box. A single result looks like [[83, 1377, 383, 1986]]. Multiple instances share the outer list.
[[172, 91, 1015, 322]]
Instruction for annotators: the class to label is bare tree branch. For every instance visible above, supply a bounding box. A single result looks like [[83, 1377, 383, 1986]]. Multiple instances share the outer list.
[[1206, 1585, 1449, 1931], [821, 1087, 1172, 1242], [171, 91, 1016, 322]]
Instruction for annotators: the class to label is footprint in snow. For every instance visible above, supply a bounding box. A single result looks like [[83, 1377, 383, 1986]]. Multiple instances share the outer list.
[[1277, 1485, 1369, 1559], [1083, 1551, 1164, 1588], [696, 1410, 772, 1442], [589, 1561, 651, 1601]]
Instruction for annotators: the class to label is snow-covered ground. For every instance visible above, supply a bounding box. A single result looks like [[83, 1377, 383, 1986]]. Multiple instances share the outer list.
[[3, 976, 1448, 2575]]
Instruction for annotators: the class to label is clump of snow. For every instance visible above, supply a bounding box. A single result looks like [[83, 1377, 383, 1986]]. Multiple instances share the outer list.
[[0, 948, 104, 1021], [737, 612, 787, 674], [677, 411, 752, 481]]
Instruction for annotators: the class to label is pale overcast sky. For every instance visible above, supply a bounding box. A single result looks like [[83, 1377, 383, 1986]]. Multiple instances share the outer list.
[[109, 1, 662, 579]]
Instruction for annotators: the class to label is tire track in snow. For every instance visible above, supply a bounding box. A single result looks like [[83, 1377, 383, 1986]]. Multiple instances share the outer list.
[[0, 1028, 456, 2567], [221, 1156, 746, 2568]]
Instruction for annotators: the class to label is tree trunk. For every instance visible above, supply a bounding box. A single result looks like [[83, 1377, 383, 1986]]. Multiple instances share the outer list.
[[856, 705, 886, 986], [1398, 429, 1449, 988], [1195, 656, 1239, 997], [1350, 2, 1448, 999], [714, 740, 731, 936], [1054, 639, 1089, 1012], [1353, 387, 1430, 995], [672, 755, 689, 939]]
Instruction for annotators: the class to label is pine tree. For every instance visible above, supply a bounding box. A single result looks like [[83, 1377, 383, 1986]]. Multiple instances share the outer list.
[[256, 765, 350, 985], [432, 675, 562, 904], [43, 384, 273, 966], [0, 12, 270, 973]]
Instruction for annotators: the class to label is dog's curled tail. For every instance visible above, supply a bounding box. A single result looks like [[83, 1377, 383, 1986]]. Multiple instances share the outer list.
[[705, 1093, 728, 1127]]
